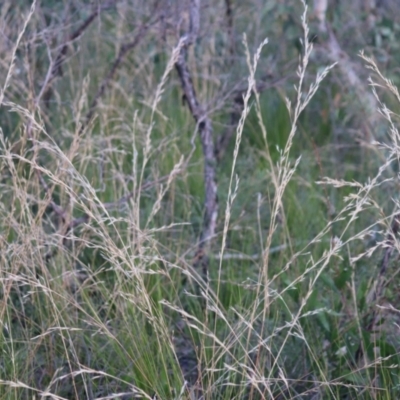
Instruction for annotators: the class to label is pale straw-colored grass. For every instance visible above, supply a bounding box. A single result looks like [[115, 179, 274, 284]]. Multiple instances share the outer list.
[[1, 1, 400, 399]]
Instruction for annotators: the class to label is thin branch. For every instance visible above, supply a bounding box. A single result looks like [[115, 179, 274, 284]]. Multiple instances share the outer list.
[[175, 0, 218, 278], [82, 19, 154, 131], [44, 174, 171, 262], [215, 0, 291, 162], [40, 0, 117, 103], [25, 2, 118, 224], [22, 2, 159, 263], [215, 74, 290, 161]]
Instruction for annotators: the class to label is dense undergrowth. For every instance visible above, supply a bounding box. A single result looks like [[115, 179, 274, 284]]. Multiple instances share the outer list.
[[1, 1, 400, 399]]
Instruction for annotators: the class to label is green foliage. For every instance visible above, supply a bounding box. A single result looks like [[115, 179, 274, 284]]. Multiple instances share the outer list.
[[2, 0, 400, 399]]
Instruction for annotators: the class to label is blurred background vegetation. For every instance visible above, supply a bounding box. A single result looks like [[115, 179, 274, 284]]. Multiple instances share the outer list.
[[2, 0, 400, 399]]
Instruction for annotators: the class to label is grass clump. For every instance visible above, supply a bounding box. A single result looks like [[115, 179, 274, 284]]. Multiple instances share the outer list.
[[1, 1, 400, 399]]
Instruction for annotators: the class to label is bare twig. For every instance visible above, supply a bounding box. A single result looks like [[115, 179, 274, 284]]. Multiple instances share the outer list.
[[175, 0, 218, 278], [24, 1, 117, 225], [21, 2, 159, 263], [215, 74, 290, 161], [44, 174, 171, 261], [41, 0, 117, 103], [82, 19, 154, 131]]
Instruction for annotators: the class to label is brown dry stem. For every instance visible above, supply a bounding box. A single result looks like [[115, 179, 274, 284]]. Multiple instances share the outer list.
[[175, 0, 218, 279]]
